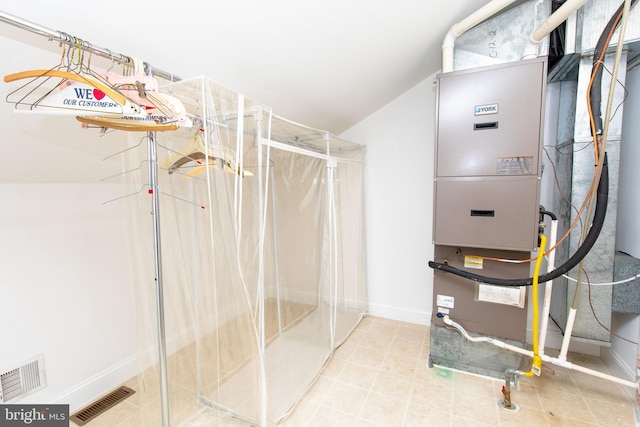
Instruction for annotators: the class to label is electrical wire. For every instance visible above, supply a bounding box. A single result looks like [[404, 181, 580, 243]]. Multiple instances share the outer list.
[[573, 0, 633, 312], [588, 0, 633, 141], [572, 45, 638, 338], [542, 145, 584, 229], [563, 272, 640, 286], [584, 269, 639, 345], [595, 61, 630, 122]]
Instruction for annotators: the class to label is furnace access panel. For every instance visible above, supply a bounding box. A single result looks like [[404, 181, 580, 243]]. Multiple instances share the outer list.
[[433, 57, 547, 251]]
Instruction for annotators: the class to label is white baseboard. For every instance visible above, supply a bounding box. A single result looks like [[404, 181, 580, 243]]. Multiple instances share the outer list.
[[526, 320, 602, 356], [601, 346, 636, 399], [367, 302, 430, 326], [50, 355, 138, 412]]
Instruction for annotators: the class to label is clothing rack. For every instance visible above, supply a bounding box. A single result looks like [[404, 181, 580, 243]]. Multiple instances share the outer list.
[[0, 10, 175, 427]]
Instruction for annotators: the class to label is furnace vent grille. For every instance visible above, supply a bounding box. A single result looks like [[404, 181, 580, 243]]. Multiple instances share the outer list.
[[70, 386, 135, 425], [0, 354, 46, 403]]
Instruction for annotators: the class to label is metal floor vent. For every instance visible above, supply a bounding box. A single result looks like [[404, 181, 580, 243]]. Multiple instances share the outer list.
[[70, 386, 135, 426], [0, 354, 46, 403]]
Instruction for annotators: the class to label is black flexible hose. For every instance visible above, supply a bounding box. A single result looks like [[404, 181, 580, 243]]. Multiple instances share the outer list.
[[540, 210, 557, 221], [428, 154, 609, 287]]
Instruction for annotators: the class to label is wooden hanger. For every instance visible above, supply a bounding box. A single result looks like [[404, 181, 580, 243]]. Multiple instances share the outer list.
[[164, 131, 251, 176], [72, 66, 192, 131], [3, 68, 147, 117], [75, 115, 179, 132], [4, 69, 128, 106], [74, 84, 188, 132], [4, 40, 146, 118], [102, 57, 192, 128]]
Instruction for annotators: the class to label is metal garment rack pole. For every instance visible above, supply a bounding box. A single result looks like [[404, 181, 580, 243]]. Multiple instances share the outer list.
[[147, 131, 170, 427], [0, 10, 178, 427], [0, 10, 179, 81]]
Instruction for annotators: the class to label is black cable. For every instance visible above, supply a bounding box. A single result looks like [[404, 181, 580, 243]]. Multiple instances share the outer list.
[[548, 0, 567, 69], [428, 154, 608, 286]]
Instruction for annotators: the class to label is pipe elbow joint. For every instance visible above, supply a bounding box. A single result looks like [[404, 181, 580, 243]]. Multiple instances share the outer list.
[[442, 30, 458, 50], [441, 314, 452, 325], [521, 40, 540, 60], [441, 31, 457, 73]]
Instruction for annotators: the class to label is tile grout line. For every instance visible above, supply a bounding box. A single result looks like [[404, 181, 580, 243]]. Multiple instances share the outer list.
[[399, 327, 428, 427], [354, 327, 385, 426], [354, 322, 399, 426]]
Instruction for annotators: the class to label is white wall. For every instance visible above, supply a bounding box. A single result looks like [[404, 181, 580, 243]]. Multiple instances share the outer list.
[[604, 63, 640, 382], [617, 64, 640, 258], [605, 313, 639, 385], [341, 76, 436, 325], [0, 183, 137, 411]]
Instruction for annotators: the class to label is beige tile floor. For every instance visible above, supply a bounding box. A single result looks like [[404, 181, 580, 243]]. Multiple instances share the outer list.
[[72, 316, 636, 426]]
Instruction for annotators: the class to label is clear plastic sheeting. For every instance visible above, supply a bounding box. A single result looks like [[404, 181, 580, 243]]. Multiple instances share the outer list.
[[114, 76, 366, 426]]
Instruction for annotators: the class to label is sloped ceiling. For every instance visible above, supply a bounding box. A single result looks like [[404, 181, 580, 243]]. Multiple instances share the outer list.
[[0, 0, 491, 182]]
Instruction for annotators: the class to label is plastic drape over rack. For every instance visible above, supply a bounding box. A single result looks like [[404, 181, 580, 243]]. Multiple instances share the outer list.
[[116, 76, 367, 426]]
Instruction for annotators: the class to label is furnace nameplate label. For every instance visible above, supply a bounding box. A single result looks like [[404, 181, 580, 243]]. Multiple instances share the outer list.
[[496, 156, 534, 175], [476, 283, 525, 308]]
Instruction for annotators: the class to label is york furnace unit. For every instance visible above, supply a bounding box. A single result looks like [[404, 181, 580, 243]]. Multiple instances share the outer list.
[[429, 57, 547, 378]]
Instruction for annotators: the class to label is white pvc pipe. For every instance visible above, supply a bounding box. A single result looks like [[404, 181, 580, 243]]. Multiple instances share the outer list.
[[522, 0, 588, 59], [558, 307, 577, 362], [442, 315, 532, 357], [532, 0, 588, 42], [442, 314, 637, 389], [548, 356, 637, 388], [538, 220, 558, 357], [442, 0, 517, 72]]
